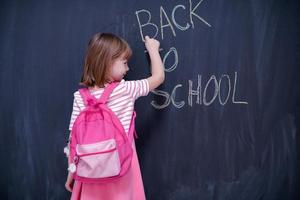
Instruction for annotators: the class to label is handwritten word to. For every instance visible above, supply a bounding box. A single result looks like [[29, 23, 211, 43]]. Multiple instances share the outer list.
[[135, 0, 211, 40]]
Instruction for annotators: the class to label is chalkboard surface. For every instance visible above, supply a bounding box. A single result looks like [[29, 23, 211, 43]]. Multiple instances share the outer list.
[[1, 0, 300, 199]]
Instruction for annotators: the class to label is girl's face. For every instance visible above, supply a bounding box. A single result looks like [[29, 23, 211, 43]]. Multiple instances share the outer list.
[[108, 55, 129, 82]]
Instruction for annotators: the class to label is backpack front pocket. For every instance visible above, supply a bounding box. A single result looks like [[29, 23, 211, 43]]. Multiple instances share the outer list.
[[75, 139, 121, 178]]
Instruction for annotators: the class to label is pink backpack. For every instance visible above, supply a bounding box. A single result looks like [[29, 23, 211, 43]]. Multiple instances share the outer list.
[[68, 82, 136, 183]]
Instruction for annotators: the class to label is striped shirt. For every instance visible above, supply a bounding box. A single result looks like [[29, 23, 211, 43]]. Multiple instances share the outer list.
[[68, 79, 149, 135]]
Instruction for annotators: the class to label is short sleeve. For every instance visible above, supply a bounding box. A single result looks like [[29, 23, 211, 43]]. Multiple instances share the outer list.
[[68, 93, 81, 131], [124, 79, 150, 99]]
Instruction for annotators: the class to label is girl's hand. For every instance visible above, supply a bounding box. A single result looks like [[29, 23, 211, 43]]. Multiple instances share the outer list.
[[65, 171, 74, 192], [144, 36, 165, 91], [144, 35, 160, 53]]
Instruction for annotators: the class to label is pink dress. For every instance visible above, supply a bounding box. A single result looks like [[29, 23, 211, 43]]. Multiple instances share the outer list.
[[67, 79, 149, 200]]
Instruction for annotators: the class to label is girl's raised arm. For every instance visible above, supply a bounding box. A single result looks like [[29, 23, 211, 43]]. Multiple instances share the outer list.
[[144, 36, 165, 91]]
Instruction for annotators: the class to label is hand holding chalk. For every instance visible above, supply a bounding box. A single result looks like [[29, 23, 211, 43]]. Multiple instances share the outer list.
[[144, 35, 160, 53]]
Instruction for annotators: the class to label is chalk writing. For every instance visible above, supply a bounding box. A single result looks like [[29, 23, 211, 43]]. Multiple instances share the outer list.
[[135, 0, 211, 40], [135, 0, 248, 109]]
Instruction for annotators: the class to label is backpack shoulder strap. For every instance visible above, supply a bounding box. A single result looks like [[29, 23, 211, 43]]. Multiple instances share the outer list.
[[78, 82, 119, 106], [127, 111, 137, 142], [78, 88, 97, 107], [98, 82, 119, 103]]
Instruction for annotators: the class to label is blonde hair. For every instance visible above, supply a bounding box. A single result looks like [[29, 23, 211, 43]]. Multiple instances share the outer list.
[[80, 33, 132, 87]]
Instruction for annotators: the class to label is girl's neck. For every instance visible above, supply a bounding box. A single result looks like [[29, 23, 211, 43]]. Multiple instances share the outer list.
[[89, 82, 111, 91]]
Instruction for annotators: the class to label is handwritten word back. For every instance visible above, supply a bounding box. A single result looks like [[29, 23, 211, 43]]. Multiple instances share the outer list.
[[135, 0, 211, 40]]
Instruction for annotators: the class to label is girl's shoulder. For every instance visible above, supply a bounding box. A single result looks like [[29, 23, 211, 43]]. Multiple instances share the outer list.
[[72, 78, 149, 101], [73, 88, 104, 102], [72, 81, 125, 102]]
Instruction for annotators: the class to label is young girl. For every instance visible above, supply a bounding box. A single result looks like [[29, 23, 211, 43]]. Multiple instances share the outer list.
[[64, 32, 164, 199]]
